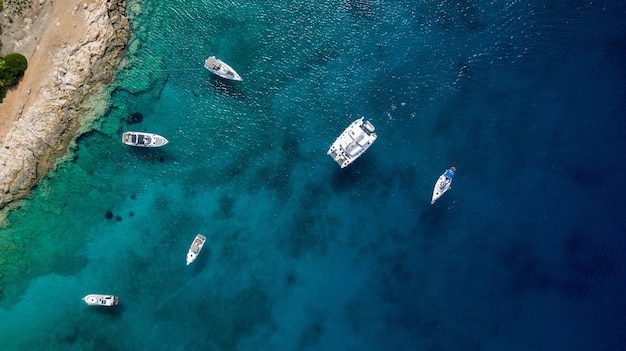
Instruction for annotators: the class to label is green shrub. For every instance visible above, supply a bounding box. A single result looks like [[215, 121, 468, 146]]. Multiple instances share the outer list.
[[0, 53, 27, 86], [3, 53, 28, 76], [0, 53, 28, 102]]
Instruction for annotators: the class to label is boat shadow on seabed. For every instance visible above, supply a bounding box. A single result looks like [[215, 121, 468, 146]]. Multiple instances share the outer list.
[[329, 156, 377, 192], [85, 302, 126, 318], [203, 77, 245, 99], [125, 146, 170, 165]]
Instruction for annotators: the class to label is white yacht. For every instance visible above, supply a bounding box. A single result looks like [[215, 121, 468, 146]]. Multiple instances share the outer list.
[[186, 234, 207, 265], [204, 56, 242, 81], [122, 132, 169, 148], [327, 117, 377, 168], [431, 167, 456, 204], [82, 294, 119, 307]]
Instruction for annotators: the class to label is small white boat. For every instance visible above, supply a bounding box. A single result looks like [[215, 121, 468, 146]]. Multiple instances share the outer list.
[[122, 131, 169, 148], [327, 117, 377, 168], [431, 166, 456, 204], [82, 294, 119, 307], [204, 56, 242, 81], [186, 234, 207, 265]]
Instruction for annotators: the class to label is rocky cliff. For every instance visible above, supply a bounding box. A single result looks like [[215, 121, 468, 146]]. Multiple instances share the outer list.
[[0, 0, 130, 210]]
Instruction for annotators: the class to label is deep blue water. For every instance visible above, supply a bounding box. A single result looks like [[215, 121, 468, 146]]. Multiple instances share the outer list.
[[1, 0, 625, 350]]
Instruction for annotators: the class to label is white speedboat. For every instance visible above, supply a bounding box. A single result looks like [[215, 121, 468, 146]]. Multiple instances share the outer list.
[[82, 294, 119, 307], [327, 117, 377, 168], [204, 56, 242, 81], [431, 166, 456, 204], [186, 234, 207, 265], [122, 132, 169, 148]]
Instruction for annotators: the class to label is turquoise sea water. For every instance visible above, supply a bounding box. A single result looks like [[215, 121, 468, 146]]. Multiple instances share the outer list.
[[1, 0, 625, 349]]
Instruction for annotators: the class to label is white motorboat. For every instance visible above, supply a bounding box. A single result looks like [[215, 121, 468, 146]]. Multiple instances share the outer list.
[[186, 234, 207, 265], [82, 294, 119, 307], [122, 132, 169, 148], [327, 117, 377, 168], [204, 56, 242, 81], [431, 166, 456, 204]]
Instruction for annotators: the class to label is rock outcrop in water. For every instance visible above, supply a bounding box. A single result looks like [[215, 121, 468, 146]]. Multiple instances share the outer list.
[[0, 0, 130, 210]]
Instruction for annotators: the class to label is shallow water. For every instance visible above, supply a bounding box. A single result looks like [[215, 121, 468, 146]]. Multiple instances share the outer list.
[[1, 0, 625, 350]]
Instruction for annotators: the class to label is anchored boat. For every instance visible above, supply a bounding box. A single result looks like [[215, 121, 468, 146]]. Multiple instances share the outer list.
[[186, 234, 206, 265], [431, 167, 456, 204], [327, 117, 377, 168], [82, 294, 119, 307], [204, 56, 242, 81], [122, 132, 169, 148]]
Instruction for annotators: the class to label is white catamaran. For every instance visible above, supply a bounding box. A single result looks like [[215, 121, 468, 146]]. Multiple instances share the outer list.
[[327, 117, 377, 168]]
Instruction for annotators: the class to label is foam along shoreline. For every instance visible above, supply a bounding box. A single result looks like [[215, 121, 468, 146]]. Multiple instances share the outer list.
[[0, 0, 130, 211]]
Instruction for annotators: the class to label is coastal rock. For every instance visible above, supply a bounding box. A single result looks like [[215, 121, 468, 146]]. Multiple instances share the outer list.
[[0, 0, 130, 209]]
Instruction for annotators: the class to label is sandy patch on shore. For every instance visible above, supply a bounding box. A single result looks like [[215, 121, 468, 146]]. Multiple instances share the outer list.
[[0, 0, 91, 137]]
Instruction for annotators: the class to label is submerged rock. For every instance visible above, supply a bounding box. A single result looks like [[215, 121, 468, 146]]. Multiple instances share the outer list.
[[127, 112, 143, 124]]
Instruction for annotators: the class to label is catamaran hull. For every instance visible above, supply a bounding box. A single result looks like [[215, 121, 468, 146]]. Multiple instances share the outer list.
[[327, 118, 377, 168]]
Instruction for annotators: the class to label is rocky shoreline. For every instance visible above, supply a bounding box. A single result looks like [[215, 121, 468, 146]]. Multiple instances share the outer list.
[[0, 0, 130, 212]]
